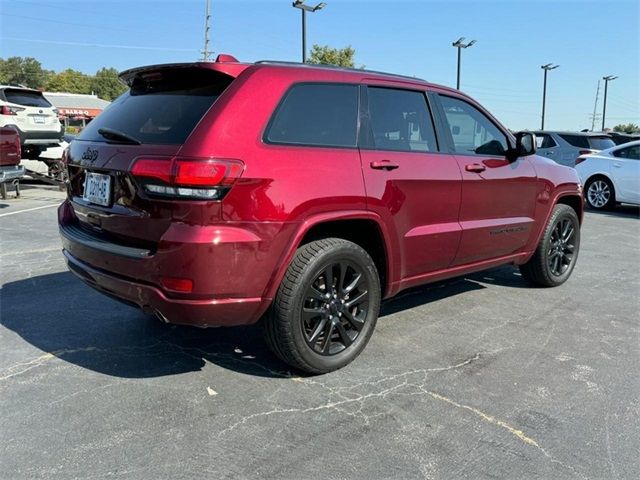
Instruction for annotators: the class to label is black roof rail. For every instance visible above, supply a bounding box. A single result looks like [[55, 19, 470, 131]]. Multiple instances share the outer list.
[[254, 60, 428, 83]]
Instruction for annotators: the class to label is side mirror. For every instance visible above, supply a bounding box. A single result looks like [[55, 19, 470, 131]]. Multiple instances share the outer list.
[[515, 131, 536, 157]]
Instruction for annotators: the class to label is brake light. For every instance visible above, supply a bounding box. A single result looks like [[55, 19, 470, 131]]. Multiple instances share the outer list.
[[131, 157, 244, 200], [1, 105, 26, 115]]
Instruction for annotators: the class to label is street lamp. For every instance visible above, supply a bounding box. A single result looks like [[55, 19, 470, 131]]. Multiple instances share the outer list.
[[292, 0, 326, 63], [540, 63, 559, 130], [601, 75, 618, 131], [452, 37, 476, 90]]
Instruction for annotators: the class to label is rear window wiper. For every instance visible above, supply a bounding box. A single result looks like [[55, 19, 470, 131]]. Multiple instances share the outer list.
[[98, 127, 141, 145]]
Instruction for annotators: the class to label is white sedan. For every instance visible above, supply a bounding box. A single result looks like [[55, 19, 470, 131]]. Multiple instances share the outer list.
[[575, 140, 640, 210]]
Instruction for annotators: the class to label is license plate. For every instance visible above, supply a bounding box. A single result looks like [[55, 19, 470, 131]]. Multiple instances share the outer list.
[[33, 116, 46, 124], [83, 172, 111, 206]]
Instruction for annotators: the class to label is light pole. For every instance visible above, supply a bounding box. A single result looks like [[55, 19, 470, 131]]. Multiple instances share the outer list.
[[601, 75, 618, 131], [540, 63, 559, 130], [292, 0, 326, 63], [452, 37, 476, 90]]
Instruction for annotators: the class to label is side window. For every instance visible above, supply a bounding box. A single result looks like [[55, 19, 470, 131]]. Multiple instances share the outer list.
[[439, 95, 508, 156], [366, 87, 437, 152], [265, 83, 358, 148], [558, 134, 589, 149], [536, 133, 557, 149], [614, 145, 640, 160]]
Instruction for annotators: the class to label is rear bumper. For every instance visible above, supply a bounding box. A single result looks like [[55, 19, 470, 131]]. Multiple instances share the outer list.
[[63, 249, 270, 327], [57, 200, 295, 327], [3, 123, 63, 146], [0, 165, 25, 182]]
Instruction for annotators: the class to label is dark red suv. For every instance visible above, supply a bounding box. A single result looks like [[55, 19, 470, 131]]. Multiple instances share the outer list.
[[59, 56, 583, 373]]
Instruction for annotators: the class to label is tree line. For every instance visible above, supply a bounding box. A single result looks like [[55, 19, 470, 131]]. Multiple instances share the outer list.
[[0, 56, 127, 101]]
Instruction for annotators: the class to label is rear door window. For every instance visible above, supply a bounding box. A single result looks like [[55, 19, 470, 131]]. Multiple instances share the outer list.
[[439, 95, 508, 156], [365, 87, 438, 152], [613, 145, 640, 160], [3, 89, 52, 108], [558, 134, 589, 149], [265, 83, 358, 148], [78, 67, 233, 145]]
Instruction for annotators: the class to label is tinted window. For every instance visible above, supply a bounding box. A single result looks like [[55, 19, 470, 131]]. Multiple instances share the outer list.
[[535, 133, 557, 149], [558, 134, 589, 149], [614, 145, 640, 160], [366, 87, 437, 152], [79, 68, 232, 145], [266, 84, 358, 148], [588, 136, 616, 150], [3, 89, 52, 108], [439, 95, 508, 156]]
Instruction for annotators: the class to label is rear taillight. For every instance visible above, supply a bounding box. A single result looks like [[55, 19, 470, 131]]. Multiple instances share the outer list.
[[575, 156, 587, 165], [1, 105, 26, 115], [131, 157, 244, 200], [579, 150, 593, 155]]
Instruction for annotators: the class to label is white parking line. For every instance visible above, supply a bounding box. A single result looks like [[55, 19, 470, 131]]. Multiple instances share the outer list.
[[0, 204, 60, 218]]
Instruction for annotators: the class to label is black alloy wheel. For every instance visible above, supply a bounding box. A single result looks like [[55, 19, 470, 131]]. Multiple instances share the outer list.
[[547, 217, 577, 277], [302, 261, 370, 356]]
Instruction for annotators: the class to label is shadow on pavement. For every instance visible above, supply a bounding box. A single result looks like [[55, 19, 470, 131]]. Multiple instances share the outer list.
[[2, 266, 527, 379], [585, 204, 640, 219]]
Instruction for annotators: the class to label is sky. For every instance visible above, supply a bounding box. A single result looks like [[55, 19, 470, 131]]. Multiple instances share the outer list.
[[1, 0, 638, 131]]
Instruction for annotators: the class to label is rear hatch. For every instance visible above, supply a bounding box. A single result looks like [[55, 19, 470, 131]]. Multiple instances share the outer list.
[[1, 88, 59, 132], [66, 64, 242, 248], [587, 136, 616, 151]]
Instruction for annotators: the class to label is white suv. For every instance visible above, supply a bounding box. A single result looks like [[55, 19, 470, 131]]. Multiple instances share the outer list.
[[0, 85, 63, 159]]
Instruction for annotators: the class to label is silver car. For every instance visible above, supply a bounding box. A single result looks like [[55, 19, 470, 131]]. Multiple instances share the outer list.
[[533, 131, 616, 167]]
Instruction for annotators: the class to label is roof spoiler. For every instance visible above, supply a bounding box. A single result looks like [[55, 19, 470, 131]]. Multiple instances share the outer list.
[[119, 54, 246, 86]]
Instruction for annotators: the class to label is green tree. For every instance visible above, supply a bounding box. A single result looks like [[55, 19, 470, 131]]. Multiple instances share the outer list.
[[307, 44, 362, 68], [91, 67, 127, 101], [45, 69, 91, 94], [0, 57, 51, 89], [613, 123, 640, 134]]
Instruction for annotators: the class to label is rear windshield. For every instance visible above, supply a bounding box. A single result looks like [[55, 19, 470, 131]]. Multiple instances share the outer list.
[[78, 67, 233, 145], [3, 89, 52, 108], [588, 136, 616, 150]]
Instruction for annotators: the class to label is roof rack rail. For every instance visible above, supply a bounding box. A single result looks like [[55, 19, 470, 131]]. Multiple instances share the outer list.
[[254, 60, 427, 83]]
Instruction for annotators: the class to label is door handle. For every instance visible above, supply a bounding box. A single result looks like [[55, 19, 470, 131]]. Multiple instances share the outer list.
[[545, 151, 555, 156], [370, 160, 399, 171], [613, 162, 622, 168], [465, 163, 486, 173]]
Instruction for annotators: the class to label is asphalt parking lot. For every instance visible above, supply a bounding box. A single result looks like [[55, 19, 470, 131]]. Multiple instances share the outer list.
[[1, 185, 638, 480]]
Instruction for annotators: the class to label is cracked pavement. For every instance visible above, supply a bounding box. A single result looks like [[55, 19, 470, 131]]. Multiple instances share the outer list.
[[1, 185, 639, 479]]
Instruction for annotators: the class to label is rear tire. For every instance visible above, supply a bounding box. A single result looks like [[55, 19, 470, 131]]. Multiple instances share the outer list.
[[585, 176, 615, 210], [520, 204, 580, 287], [263, 238, 381, 374]]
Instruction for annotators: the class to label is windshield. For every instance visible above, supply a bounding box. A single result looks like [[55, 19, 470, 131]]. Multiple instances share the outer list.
[[78, 67, 234, 145], [588, 137, 616, 150], [4, 89, 52, 108]]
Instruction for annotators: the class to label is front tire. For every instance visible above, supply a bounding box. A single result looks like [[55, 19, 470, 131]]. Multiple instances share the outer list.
[[264, 238, 381, 374], [585, 176, 615, 210], [520, 204, 580, 287]]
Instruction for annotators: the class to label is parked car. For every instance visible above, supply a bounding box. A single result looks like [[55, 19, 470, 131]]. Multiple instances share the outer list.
[[59, 57, 583, 373], [608, 131, 640, 146], [0, 85, 64, 159], [0, 126, 25, 198], [575, 140, 640, 209], [534, 131, 616, 167]]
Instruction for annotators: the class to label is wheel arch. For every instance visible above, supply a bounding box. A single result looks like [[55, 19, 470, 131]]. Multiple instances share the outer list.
[[556, 193, 584, 225], [263, 211, 396, 300]]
